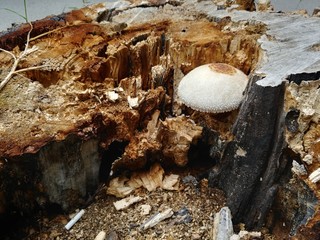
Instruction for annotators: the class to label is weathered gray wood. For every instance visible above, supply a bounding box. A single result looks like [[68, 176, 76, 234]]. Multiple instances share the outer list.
[[193, 3, 320, 87]]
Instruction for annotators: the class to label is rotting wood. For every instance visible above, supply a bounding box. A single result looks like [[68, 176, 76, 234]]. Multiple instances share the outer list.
[[212, 75, 287, 229], [0, 0, 320, 239], [277, 73, 320, 238], [107, 162, 179, 198]]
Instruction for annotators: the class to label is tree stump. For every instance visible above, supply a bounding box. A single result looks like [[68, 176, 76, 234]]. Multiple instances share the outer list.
[[0, 0, 320, 239]]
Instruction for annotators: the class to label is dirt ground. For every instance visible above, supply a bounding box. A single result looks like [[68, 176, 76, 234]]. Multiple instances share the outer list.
[[18, 163, 279, 240], [25, 167, 228, 240]]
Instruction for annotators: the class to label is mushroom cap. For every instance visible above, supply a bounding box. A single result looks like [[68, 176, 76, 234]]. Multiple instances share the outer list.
[[177, 63, 249, 113]]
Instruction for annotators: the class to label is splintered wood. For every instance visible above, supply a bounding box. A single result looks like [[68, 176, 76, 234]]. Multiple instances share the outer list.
[[107, 163, 180, 198], [2, 0, 320, 239], [112, 111, 203, 170], [0, 5, 261, 158]]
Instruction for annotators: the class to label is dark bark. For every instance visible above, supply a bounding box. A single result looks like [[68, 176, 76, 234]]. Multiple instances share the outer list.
[[213, 75, 287, 229]]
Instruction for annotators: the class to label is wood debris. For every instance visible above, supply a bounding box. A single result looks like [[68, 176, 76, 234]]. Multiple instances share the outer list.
[[94, 231, 106, 240], [211, 207, 234, 240], [113, 195, 143, 211], [140, 208, 174, 230], [107, 163, 180, 197], [139, 204, 152, 216]]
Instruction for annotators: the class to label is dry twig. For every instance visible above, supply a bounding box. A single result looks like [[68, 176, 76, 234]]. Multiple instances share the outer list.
[[0, 22, 47, 91]]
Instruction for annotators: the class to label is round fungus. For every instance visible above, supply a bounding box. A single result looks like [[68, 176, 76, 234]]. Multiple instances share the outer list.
[[177, 63, 249, 113]]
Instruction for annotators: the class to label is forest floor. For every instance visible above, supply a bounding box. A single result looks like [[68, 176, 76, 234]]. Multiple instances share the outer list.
[[19, 165, 279, 240]]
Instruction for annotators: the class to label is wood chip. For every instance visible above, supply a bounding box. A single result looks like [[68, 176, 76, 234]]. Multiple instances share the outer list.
[[113, 196, 143, 211], [140, 208, 174, 230]]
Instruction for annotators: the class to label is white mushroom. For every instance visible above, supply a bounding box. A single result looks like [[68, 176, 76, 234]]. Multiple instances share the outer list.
[[177, 63, 249, 113]]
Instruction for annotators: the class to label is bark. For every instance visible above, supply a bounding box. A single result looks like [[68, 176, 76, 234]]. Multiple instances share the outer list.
[[215, 76, 287, 228]]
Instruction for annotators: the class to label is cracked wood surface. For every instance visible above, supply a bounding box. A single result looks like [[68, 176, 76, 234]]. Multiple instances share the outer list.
[[0, 1, 320, 239]]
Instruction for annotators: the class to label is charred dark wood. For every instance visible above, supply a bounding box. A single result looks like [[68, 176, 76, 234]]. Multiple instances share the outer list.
[[212, 75, 287, 229]]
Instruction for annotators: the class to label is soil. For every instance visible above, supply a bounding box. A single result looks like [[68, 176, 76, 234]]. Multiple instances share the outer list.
[[23, 168, 227, 240]]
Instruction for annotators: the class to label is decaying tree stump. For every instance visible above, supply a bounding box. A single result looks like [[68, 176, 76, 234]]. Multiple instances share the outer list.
[[214, 76, 287, 229], [0, 0, 320, 239]]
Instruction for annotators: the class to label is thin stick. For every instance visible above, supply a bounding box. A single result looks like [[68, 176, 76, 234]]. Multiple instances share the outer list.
[[15, 65, 48, 73], [0, 48, 16, 61], [0, 23, 47, 91], [24, 22, 32, 51], [29, 26, 68, 42], [0, 57, 19, 91]]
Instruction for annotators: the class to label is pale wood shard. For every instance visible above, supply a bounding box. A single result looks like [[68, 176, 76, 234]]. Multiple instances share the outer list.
[[309, 168, 320, 183], [94, 231, 107, 240], [230, 230, 262, 240], [140, 208, 174, 230], [162, 174, 180, 191], [139, 204, 152, 216], [113, 195, 142, 211], [133, 163, 164, 192], [107, 163, 180, 197], [211, 207, 234, 240], [107, 177, 135, 198]]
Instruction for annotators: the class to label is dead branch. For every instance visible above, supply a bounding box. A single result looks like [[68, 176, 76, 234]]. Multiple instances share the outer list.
[[0, 22, 47, 91]]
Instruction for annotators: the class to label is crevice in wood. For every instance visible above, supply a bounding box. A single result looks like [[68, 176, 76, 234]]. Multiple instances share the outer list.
[[270, 148, 317, 237], [287, 71, 320, 84], [99, 140, 129, 182]]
